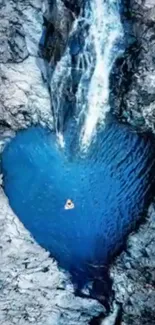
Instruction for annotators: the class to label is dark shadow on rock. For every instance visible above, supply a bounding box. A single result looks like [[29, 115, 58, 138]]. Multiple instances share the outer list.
[[110, 0, 155, 133], [109, 0, 140, 121]]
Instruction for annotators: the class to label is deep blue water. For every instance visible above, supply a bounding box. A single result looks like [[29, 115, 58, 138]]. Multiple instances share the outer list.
[[2, 120, 155, 284]]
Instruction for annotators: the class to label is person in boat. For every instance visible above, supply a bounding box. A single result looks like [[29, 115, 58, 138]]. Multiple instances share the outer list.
[[64, 199, 74, 210]]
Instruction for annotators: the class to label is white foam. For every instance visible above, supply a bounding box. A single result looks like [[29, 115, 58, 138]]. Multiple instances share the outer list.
[[80, 0, 124, 150], [49, 0, 123, 151], [57, 131, 65, 149]]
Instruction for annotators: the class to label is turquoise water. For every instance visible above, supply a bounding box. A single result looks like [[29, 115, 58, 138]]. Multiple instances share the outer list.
[[2, 120, 155, 284]]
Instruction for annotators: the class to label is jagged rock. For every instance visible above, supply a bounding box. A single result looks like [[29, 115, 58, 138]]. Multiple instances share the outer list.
[[113, 0, 155, 133], [0, 1, 28, 63], [111, 203, 155, 325], [62, 0, 83, 15], [0, 56, 53, 130], [106, 2, 155, 322], [0, 0, 53, 131], [40, 0, 74, 74]]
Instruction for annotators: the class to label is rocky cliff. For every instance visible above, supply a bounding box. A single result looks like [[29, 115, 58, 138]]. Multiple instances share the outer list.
[[0, 0, 52, 133], [0, 0, 155, 324], [111, 2, 155, 323], [113, 0, 155, 133]]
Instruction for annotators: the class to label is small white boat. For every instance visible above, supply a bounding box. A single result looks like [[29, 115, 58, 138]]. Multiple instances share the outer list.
[[64, 199, 75, 210]]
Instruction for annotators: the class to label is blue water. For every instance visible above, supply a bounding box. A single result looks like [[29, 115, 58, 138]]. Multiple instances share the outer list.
[[2, 119, 155, 284], [2, 0, 155, 289]]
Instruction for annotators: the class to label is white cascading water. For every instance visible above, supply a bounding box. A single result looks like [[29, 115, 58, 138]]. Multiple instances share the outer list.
[[50, 49, 72, 148], [50, 0, 124, 150], [80, 0, 124, 150], [49, 16, 79, 149]]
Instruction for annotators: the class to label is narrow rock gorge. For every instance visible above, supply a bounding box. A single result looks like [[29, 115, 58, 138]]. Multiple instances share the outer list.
[[0, 1, 155, 325]]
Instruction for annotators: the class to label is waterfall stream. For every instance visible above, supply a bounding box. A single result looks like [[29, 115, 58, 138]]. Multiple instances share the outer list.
[[49, 0, 124, 150], [79, 0, 123, 149]]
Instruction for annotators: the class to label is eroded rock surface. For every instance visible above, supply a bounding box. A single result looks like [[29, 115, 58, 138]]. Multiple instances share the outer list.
[[110, 2, 155, 322], [111, 204, 155, 325], [0, 0, 52, 131], [113, 0, 155, 133]]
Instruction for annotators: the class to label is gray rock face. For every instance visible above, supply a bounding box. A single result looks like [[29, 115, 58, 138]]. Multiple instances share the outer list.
[[113, 0, 155, 133], [0, 0, 28, 63], [110, 3, 155, 319], [0, 0, 53, 131], [111, 204, 155, 325], [42, 0, 73, 65]]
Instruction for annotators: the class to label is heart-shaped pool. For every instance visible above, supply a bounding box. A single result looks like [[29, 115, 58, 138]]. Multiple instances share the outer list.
[[2, 119, 155, 285]]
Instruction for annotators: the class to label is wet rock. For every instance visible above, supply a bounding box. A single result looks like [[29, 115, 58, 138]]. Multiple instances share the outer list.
[[113, 0, 155, 134], [62, 0, 83, 16], [40, 0, 74, 65]]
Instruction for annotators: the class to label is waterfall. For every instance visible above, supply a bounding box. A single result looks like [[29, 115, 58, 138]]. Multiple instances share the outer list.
[[49, 0, 124, 150], [49, 49, 72, 148], [80, 0, 124, 149]]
